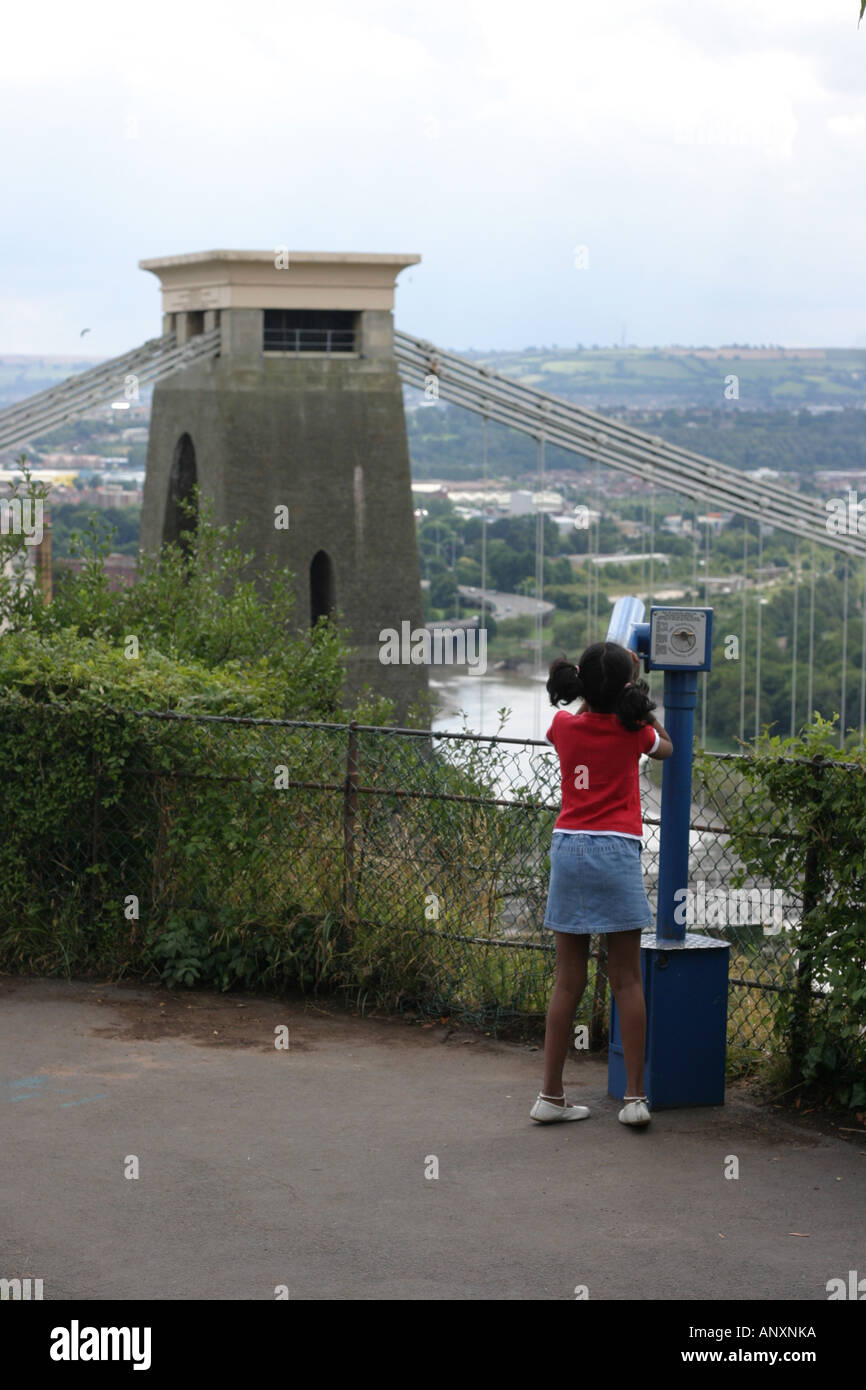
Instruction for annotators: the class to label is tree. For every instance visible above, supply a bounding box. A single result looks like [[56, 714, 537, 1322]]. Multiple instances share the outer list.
[[0, 462, 395, 725]]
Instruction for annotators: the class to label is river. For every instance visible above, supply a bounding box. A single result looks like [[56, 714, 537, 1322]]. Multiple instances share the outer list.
[[430, 666, 557, 742], [430, 666, 667, 744], [428, 666, 730, 893]]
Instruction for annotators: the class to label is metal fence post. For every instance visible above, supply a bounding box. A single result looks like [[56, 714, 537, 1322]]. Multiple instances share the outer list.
[[90, 744, 100, 919], [790, 753, 823, 1084], [342, 721, 359, 921]]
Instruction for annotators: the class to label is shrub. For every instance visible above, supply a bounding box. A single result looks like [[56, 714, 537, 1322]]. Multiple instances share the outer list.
[[697, 714, 866, 1108]]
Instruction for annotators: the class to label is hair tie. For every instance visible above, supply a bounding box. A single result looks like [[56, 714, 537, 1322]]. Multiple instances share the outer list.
[[623, 681, 633, 689], [572, 663, 580, 674]]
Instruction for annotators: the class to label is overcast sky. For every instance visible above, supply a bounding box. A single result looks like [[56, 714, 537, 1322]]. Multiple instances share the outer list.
[[2, 0, 865, 356]]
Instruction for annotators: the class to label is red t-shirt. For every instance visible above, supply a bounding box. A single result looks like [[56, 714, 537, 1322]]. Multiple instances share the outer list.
[[545, 708, 659, 838]]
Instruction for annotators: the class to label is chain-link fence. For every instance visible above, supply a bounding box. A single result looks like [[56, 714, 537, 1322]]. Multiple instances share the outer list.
[[3, 698, 851, 1074], [688, 754, 803, 1075], [692, 749, 865, 1089], [47, 707, 828, 1072]]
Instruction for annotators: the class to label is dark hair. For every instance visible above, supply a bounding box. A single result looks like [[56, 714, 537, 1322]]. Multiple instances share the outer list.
[[547, 642, 656, 732]]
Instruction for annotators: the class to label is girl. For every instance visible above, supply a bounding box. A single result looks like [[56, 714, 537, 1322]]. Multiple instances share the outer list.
[[531, 641, 673, 1128]]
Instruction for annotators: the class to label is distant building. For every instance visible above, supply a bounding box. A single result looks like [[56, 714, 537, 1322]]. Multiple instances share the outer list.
[[613, 517, 645, 539], [569, 552, 670, 568], [58, 552, 137, 590], [508, 489, 562, 514], [661, 514, 695, 535], [701, 575, 745, 594], [696, 512, 732, 535], [509, 490, 534, 515], [813, 470, 866, 492]]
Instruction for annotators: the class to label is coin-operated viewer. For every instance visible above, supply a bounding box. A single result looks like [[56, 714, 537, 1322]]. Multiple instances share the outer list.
[[606, 597, 730, 1109]]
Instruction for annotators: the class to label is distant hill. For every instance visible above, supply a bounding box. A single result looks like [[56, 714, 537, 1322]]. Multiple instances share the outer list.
[[0, 355, 103, 409], [3, 346, 865, 413], [405, 397, 866, 483], [459, 346, 866, 411]]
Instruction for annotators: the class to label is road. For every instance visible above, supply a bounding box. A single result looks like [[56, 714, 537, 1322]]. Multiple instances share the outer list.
[[1, 977, 863, 1301], [458, 586, 555, 620]]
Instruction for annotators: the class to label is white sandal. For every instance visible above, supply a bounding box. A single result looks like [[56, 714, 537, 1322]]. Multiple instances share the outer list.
[[618, 1094, 651, 1126], [530, 1091, 590, 1123]]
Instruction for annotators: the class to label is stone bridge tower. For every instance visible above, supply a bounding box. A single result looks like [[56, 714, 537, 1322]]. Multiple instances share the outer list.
[[138, 249, 427, 716]]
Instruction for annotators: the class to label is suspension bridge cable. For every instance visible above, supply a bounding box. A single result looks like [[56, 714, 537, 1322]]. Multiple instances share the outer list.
[[740, 520, 748, 744], [644, 475, 658, 708], [860, 558, 866, 740], [648, 468, 656, 611], [840, 551, 849, 750], [592, 452, 600, 636], [480, 411, 489, 735], [754, 515, 764, 741], [790, 534, 800, 737], [641, 488, 648, 601], [586, 457, 597, 648], [807, 542, 816, 723], [534, 433, 546, 738], [702, 506, 710, 747]]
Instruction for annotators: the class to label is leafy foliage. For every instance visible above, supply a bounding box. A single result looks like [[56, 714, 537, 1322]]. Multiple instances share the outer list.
[[0, 461, 393, 723], [697, 716, 866, 1107], [0, 463, 404, 992]]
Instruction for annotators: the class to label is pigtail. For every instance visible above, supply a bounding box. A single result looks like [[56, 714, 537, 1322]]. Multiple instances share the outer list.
[[614, 678, 656, 732], [547, 656, 583, 707]]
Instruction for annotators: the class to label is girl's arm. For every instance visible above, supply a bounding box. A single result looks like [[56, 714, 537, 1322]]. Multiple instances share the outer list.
[[627, 650, 672, 758], [646, 714, 673, 760]]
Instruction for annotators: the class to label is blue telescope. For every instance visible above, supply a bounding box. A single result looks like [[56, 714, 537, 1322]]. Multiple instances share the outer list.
[[604, 596, 730, 1108]]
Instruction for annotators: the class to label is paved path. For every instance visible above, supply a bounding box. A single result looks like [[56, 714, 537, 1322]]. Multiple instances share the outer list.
[[1, 978, 863, 1301]]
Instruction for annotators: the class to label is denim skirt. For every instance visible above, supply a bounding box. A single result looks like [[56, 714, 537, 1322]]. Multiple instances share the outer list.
[[543, 832, 654, 935]]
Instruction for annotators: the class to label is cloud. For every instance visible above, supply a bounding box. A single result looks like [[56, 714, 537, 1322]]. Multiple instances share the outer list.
[[1, 0, 865, 351]]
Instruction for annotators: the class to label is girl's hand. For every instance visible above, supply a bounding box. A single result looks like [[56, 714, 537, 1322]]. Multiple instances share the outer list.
[[630, 649, 641, 677]]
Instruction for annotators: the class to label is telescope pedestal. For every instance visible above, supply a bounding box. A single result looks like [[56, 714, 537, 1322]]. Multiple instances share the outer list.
[[608, 931, 731, 1109]]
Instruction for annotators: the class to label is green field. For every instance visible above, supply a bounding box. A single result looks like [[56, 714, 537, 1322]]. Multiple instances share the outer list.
[[460, 346, 866, 411]]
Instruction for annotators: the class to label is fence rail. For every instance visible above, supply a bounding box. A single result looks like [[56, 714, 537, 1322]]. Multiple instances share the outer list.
[[1, 702, 852, 1073]]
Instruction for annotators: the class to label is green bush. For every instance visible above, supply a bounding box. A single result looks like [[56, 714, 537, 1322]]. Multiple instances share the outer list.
[[697, 714, 866, 1108], [0, 465, 401, 988]]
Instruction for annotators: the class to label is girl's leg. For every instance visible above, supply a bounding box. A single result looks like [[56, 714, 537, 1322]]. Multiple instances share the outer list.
[[606, 929, 646, 1097], [541, 932, 590, 1103]]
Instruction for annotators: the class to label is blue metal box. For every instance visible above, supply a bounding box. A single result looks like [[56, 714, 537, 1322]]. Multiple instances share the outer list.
[[608, 932, 731, 1109]]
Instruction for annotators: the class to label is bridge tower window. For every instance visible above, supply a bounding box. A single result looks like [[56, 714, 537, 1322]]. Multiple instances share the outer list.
[[264, 310, 356, 354]]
